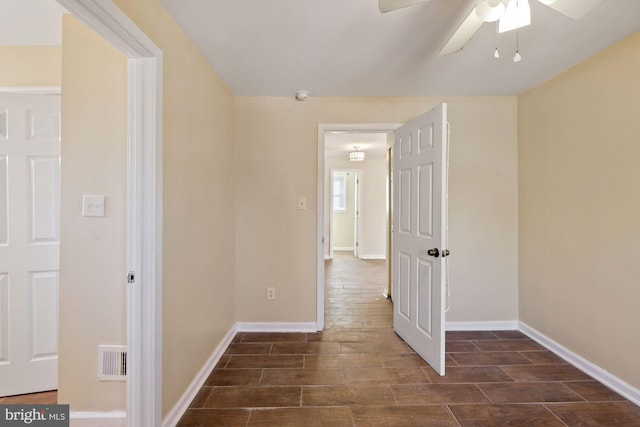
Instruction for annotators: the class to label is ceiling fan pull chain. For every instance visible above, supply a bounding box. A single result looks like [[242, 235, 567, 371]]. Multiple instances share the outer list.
[[513, 0, 523, 62], [494, 21, 500, 58]]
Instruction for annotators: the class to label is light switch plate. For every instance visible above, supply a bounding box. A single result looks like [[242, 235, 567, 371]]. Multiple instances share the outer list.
[[83, 194, 105, 217]]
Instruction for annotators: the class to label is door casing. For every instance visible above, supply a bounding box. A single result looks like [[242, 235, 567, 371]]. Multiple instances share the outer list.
[[317, 123, 400, 331], [55, 1, 163, 425]]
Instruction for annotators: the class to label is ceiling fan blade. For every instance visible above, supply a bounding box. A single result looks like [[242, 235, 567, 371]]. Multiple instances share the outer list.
[[537, 0, 605, 19], [379, 0, 431, 13], [439, 7, 485, 55]]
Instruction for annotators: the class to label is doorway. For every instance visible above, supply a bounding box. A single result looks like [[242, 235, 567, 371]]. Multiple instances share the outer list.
[[317, 125, 399, 330], [330, 169, 362, 259]]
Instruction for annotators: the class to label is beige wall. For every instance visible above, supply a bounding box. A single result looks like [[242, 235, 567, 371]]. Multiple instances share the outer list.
[[59, 15, 128, 410], [326, 153, 388, 258], [360, 154, 388, 259], [235, 97, 518, 324], [518, 32, 640, 389], [112, 0, 237, 416], [0, 46, 61, 87], [58, 0, 237, 416]]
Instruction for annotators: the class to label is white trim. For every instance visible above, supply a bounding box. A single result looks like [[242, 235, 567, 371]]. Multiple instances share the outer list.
[[163, 322, 315, 425], [333, 246, 355, 251], [55, 1, 163, 426], [237, 322, 319, 333], [519, 322, 640, 406], [162, 325, 238, 427], [317, 123, 402, 332], [125, 55, 163, 427], [70, 412, 126, 427], [55, 0, 161, 58], [317, 127, 325, 331], [446, 320, 518, 331], [0, 86, 61, 94], [360, 254, 387, 260]]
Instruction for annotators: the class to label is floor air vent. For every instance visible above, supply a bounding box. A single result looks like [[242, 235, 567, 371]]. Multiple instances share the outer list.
[[98, 345, 127, 381]]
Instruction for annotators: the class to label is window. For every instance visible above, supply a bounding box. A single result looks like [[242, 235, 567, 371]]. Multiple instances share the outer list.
[[332, 172, 348, 212]]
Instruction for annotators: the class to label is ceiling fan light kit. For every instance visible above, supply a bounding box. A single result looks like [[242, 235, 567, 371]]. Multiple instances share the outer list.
[[499, 0, 531, 33], [380, 0, 604, 59]]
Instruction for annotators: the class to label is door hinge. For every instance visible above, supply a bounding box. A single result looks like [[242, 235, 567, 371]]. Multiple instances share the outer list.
[[127, 271, 136, 284]]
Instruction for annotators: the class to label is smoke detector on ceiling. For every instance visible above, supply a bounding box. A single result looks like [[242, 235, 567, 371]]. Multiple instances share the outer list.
[[295, 90, 310, 101]]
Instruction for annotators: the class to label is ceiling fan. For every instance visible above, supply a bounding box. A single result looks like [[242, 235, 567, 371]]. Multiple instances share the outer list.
[[379, 0, 605, 55]]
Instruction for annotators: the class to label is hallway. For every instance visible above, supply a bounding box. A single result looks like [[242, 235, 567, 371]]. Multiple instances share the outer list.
[[324, 251, 390, 330], [177, 253, 640, 426]]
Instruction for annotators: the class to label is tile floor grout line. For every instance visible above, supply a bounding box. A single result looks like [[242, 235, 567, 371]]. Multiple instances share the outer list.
[[542, 403, 570, 426], [474, 383, 496, 404], [444, 404, 464, 427], [299, 384, 303, 407]]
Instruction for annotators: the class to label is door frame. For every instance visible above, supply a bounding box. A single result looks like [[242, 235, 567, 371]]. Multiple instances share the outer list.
[[328, 168, 363, 259], [317, 123, 400, 330], [353, 170, 361, 259], [56, 1, 163, 425]]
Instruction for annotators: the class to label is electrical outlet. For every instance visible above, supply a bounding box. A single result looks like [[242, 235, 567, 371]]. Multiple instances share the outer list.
[[297, 196, 307, 210], [266, 287, 276, 301]]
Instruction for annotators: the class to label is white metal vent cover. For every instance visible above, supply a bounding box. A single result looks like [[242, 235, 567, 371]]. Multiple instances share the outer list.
[[98, 345, 127, 381]]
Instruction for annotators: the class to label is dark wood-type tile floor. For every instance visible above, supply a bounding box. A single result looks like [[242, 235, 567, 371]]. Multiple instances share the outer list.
[[0, 390, 57, 405], [3, 256, 637, 426], [180, 251, 640, 426]]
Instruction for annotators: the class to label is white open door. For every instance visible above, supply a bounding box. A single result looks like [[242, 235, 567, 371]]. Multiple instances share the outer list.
[[392, 103, 448, 375], [0, 93, 61, 395]]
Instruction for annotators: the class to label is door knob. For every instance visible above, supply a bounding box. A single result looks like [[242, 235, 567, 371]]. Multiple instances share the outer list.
[[427, 248, 440, 257]]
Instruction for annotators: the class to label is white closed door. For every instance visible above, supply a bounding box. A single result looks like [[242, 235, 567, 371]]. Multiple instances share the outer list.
[[0, 93, 61, 396], [392, 103, 448, 375]]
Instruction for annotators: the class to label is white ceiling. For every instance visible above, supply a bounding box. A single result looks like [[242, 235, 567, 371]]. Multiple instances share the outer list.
[[161, 0, 640, 97], [0, 0, 65, 46]]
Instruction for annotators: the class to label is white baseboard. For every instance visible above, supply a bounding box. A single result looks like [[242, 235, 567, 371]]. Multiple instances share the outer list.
[[446, 320, 518, 331], [70, 412, 126, 427], [360, 254, 386, 260], [519, 321, 640, 406], [162, 321, 318, 426], [162, 324, 238, 427], [236, 322, 318, 333], [333, 247, 354, 251]]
